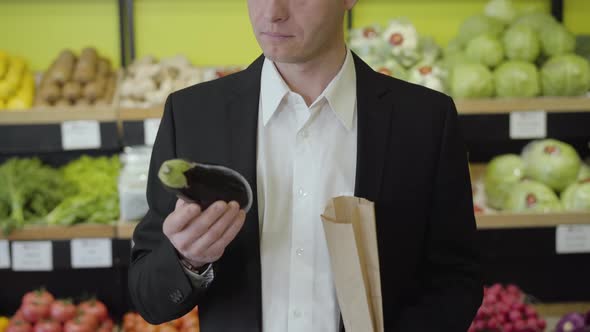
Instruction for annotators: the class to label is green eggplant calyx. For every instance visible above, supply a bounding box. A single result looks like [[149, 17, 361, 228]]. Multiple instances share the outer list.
[[158, 159, 194, 189]]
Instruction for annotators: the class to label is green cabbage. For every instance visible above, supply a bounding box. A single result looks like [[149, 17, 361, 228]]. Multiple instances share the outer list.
[[540, 24, 576, 57], [513, 12, 558, 33], [485, 0, 517, 25], [466, 34, 505, 68], [494, 61, 541, 97], [444, 38, 465, 57], [579, 163, 590, 181], [484, 154, 525, 209], [504, 180, 563, 213], [541, 54, 590, 96], [458, 15, 505, 44], [522, 139, 581, 192], [450, 63, 495, 98], [561, 181, 590, 212], [503, 25, 541, 62]]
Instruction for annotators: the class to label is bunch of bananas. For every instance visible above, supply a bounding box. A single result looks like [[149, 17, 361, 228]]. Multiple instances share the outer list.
[[0, 51, 35, 110]]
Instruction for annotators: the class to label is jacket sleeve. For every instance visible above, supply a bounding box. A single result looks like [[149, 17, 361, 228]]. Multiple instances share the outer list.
[[393, 96, 483, 331], [128, 94, 208, 324]]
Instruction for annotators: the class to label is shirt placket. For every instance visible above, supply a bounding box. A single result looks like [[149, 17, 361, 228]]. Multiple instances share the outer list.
[[287, 96, 315, 332]]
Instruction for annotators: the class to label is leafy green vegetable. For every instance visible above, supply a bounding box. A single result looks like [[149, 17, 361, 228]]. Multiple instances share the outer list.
[[561, 181, 590, 212], [450, 63, 495, 98], [466, 34, 505, 68], [458, 15, 504, 45], [484, 0, 517, 25], [541, 54, 590, 96], [504, 180, 563, 213], [484, 154, 525, 210], [522, 139, 581, 192], [503, 25, 541, 62], [46, 156, 120, 226], [0, 158, 69, 233], [494, 61, 541, 97], [540, 24, 575, 57], [512, 12, 558, 33]]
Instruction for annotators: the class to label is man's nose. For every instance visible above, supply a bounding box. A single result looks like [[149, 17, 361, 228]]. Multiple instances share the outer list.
[[265, 0, 289, 23]]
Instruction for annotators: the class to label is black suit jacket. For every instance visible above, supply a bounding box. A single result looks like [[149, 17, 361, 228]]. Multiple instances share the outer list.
[[129, 53, 483, 331]]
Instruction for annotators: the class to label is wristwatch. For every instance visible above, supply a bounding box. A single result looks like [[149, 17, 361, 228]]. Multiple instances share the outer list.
[[179, 257, 210, 275]]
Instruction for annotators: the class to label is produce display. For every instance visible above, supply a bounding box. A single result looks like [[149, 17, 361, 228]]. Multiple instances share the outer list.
[[119, 55, 242, 108], [554, 311, 590, 332], [350, 20, 445, 92], [35, 48, 116, 107], [122, 307, 199, 332], [5, 289, 114, 332], [0, 51, 34, 110], [479, 139, 590, 213], [470, 283, 546, 332], [443, 0, 590, 99], [0, 156, 120, 234]]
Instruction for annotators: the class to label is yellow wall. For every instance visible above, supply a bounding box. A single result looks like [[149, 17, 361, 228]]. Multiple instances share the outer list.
[[0, 0, 120, 71], [0, 0, 588, 70]]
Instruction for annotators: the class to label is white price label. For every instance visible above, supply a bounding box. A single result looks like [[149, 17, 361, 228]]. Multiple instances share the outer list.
[[61, 120, 101, 150], [0, 240, 10, 269], [11, 241, 53, 271], [71, 238, 113, 268], [509, 111, 547, 139], [556, 225, 590, 254], [143, 118, 161, 146]]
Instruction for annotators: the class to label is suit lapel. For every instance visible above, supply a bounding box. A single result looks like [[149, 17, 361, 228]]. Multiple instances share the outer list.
[[353, 54, 395, 202]]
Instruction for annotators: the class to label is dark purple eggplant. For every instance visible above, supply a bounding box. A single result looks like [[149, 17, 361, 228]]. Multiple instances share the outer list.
[[158, 159, 252, 212]]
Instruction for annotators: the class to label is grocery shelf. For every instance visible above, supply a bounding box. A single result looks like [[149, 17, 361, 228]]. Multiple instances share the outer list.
[[116, 221, 138, 239], [476, 212, 590, 230], [533, 302, 590, 318], [456, 96, 590, 115], [118, 106, 164, 121], [0, 223, 116, 240], [0, 107, 118, 125]]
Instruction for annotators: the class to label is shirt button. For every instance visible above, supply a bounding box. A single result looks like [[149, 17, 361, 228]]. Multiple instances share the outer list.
[[298, 188, 308, 197], [296, 248, 304, 256], [293, 309, 302, 318]]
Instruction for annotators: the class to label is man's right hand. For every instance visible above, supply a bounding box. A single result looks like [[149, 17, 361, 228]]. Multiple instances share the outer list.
[[163, 199, 247, 268]]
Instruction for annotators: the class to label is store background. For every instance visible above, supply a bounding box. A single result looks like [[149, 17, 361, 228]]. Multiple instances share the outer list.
[[0, 0, 590, 331]]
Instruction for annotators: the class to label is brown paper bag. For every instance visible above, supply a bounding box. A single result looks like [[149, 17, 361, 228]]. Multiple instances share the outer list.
[[321, 196, 384, 332]]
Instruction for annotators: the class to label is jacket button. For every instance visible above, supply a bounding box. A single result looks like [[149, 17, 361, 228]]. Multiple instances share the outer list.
[[169, 289, 183, 303]]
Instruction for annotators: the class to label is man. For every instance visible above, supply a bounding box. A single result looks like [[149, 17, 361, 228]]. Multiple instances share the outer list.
[[128, 0, 483, 331]]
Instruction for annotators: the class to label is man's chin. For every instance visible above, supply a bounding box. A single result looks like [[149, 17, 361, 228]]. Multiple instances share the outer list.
[[263, 51, 303, 64]]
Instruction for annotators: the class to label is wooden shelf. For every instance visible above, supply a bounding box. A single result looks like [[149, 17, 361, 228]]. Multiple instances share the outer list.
[[119, 106, 164, 121], [476, 212, 590, 229], [456, 96, 590, 114], [116, 221, 139, 239], [0, 223, 116, 240], [0, 106, 118, 125], [533, 302, 590, 318]]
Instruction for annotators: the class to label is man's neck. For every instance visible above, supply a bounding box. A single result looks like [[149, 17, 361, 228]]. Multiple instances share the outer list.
[[274, 41, 348, 106]]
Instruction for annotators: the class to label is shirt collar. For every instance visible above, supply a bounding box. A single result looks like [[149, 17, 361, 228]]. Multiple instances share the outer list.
[[260, 48, 357, 130]]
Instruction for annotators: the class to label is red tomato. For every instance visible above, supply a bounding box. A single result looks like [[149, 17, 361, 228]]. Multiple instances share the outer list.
[[21, 302, 50, 324], [22, 290, 55, 306], [78, 300, 108, 322], [33, 319, 62, 332], [6, 319, 33, 332], [50, 300, 76, 323], [63, 320, 92, 332], [72, 312, 98, 330]]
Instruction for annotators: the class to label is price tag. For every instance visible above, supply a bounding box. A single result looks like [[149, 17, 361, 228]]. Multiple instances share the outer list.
[[71, 238, 113, 268], [144, 118, 161, 146], [556, 225, 590, 254], [61, 120, 101, 150], [0, 240, 10, 269], [11, 241, 53, 271], [509, 111, 547, 139]]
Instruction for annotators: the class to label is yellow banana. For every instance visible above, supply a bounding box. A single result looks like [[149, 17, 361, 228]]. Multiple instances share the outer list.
[[0, 57, 26, 99], [0, 52, 8, 80]]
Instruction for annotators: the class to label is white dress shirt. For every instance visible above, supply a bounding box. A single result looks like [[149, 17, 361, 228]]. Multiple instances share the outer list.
[[257, 49, 358, 332]]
